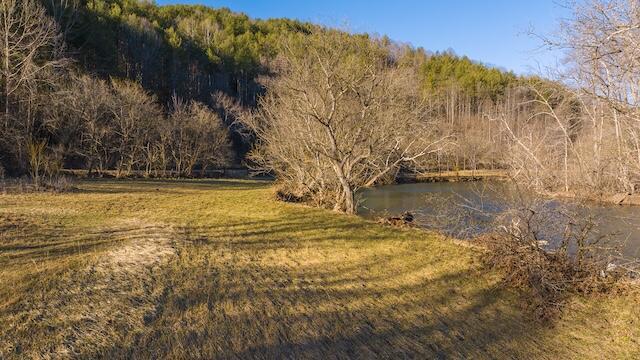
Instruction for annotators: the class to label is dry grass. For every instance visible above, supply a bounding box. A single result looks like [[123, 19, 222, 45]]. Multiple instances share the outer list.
[[0, 179, 638, 358]]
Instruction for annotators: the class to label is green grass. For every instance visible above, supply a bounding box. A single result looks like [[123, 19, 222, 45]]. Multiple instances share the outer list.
[[0, 179, 638, 358]]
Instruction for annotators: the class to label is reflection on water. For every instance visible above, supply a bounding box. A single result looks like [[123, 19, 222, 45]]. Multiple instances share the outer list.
[[359, 181, 640, 259]]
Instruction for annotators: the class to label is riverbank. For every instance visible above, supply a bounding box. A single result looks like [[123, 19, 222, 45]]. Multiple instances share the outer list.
[[544, 190, 640, 206], [361, 181, 640, 258], [1, 179, 638, 358], [398, 169, 640, 207], [398, 169, 508, 183]]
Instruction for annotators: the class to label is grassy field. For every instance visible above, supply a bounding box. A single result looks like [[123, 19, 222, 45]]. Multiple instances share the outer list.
[[0, 179, 638, 359]]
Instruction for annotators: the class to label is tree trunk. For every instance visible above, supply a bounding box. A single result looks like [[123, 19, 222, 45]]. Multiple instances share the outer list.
[[341, 181, 355, 214], [87, 159, 94, 177], [4, 16, 10, 129], [331, 161, 356, 214], [336, 175, 355, 214]]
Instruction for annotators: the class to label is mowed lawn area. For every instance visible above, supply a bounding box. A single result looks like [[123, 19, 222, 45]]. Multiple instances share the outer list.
[[0, 179, 638, 359]]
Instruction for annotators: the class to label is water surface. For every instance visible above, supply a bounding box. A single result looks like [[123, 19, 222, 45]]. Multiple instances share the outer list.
[[359, 181, 640, 259]]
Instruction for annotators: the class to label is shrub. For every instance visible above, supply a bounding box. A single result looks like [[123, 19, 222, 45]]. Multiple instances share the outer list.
[[480, 198, 624, 321], [40, 176, 77, 193], [0, 175, 76, 194], [273, 184, 306, 203]]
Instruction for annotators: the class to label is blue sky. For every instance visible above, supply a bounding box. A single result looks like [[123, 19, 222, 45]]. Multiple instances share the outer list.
[[155, 0, 572, 75]]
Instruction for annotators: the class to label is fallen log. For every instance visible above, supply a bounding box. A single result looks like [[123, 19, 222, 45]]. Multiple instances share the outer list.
[[377, 212, 415, 227]]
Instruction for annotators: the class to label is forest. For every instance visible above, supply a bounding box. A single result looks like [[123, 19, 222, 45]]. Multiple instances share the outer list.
[[2, 0, 639, 208], [1, 0, 521, 179]]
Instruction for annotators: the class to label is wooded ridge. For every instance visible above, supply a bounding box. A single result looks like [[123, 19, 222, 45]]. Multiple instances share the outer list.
[[2, 0, 639, 208]]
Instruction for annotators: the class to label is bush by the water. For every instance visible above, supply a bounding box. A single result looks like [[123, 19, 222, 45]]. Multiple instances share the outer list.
[[480, 199, 625, 321]]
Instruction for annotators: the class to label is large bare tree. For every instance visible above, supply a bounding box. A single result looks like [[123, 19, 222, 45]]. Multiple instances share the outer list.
[[244, 31, 447, 213], [64, 74, 115, 175], [109, 79, 162, 177]]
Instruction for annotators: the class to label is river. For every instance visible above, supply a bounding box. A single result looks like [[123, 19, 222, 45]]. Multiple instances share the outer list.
[[359, 181, 640, 259]]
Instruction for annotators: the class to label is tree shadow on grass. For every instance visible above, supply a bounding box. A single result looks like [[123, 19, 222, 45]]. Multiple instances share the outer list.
[[0, 190, 560, 358], [116, 215, 554, 359], [128, 259, 548, 359]]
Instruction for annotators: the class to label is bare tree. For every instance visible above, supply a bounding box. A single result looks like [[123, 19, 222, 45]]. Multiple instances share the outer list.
[[25, 137, 46, 186], [63, 74, 115, 175], [490, 83, 589, 194], [497, 0, 640, 198], [168, 97, 231, 177], [243, 31, 448, 213], [0, 0, 66, 129], [110, 79, 161, 177]]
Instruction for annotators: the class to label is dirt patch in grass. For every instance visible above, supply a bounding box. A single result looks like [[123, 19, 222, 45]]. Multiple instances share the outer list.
[[95, 219, 176, 272], [0, 218, 176, 358]]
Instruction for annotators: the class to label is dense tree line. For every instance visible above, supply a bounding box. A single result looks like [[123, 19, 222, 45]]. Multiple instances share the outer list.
[[42, 0, 317, 158], [48, 0, 313, 106], [5, 0, 632, 203], [390, 47, 529, 172], [0, 0, 232, 181], [1, 0, 522, 180], [419, 51, 518, 102], [45, 0, 529, 169]]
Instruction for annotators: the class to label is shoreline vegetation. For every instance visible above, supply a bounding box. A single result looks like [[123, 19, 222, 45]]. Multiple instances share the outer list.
[[7, 166, 639, 208], [398, 169, 509, 183], [0, 179, 638, 358]]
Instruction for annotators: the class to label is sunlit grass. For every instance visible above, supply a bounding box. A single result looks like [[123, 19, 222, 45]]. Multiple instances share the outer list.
[[0, 179, 638, 358]]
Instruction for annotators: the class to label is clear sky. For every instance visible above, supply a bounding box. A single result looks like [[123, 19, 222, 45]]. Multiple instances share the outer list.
[[155, 0, 573, 75]]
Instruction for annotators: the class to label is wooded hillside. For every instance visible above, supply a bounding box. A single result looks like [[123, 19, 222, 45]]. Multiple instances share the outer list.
[[34, 0, 522, 166], [0, 0, 568, 187]]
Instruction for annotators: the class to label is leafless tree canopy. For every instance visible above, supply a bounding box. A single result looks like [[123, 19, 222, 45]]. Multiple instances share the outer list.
[[166, 97, 232, 177], [0, 0, 68, 173], [497, 0, 640, 197], [0, 0, 66, 123], [243, 31, 447, 213], [0, 0, 232, 181]]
